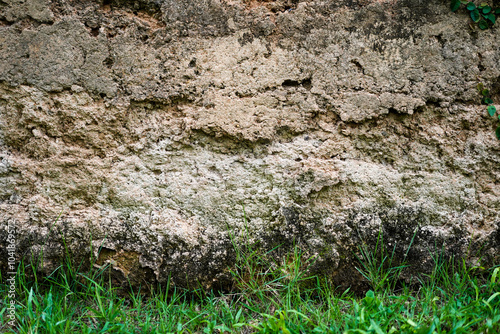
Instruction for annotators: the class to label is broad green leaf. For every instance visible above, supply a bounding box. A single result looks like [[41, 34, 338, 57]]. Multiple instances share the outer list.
[[467, 2, 476, 10], [484, 97, 494, 104], [235, 307, 243, 323], [496, 126, 500, 140], [487, 292, 500, 304], [451, 0, 461, 11], [407, 319, 418, 327], [416, 326, 433, 334], [483, 6, 492, 13], [477, 82, 484, 92], [482, 89, 490, 96], [471, 9, 481, 22], [496, 8, 500, 14], [478, 19, 489, 29], [369, 320, 385, 334], [486, 13, 496, 23], [288, 309, 312, 322], [388, 327, 398, 334], [487, 105, 496, 116]]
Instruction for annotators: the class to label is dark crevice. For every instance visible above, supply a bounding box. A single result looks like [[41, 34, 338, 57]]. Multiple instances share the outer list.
[[351, 60, 364, 74], [90, 27, 100, 37], [129, 95, 192, 111], [264, 43, 272, 58], [0, 17, 53, 29], [238, 32, 254, 46], [100, 0, 162, 17], [169, 95, 193, 107], [282, 79, 300, 87], [411, 100, 445, 117], [189, 129, 272, 152], [478, 52, 485, 72], [372, 41, 385, 53], [282, 77, 312, 89], [103, 56, 114, 68], [275, 125, 304, 140], [0, 18, 14, 26], [425, 100, 441, 109], [490, 76, 500, 96], [302, 78, 312, 89], [435, 34, 444, 46], [235, 91, 252, 98], [264, 0, 298, 13]]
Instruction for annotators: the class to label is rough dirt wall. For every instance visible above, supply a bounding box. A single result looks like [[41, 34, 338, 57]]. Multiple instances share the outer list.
[[0, 0, 499, 291]]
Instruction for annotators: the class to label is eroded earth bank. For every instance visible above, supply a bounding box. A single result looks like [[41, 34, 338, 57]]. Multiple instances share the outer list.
[[1, 0, 499, 291]]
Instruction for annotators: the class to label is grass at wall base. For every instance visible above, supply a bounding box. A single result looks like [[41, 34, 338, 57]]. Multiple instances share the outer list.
[[0, 239, 499, 333]]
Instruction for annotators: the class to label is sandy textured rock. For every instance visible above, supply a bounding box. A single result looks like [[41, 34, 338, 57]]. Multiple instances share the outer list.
[[1, 0, 499, 291]]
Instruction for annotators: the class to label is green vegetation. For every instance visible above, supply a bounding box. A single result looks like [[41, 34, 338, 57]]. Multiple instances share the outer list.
[[451, 0, 499, 29], [1, 240, 499, 333], [477, 83, 500, 140], [449, 2, 499, 139]]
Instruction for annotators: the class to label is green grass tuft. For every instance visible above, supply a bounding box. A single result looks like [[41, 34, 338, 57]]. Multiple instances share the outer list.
[[1, 238, 499, 333]]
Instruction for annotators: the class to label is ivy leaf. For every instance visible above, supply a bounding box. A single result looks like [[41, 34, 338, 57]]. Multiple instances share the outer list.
[[488, 105, 497, 116], [467, 2, 477, 10], [477, 83, 484, 92], [496, 126, 500, 140], [482, 6, 492, 13], [496, 8, 500, 14], [486, 13, 496, 23], [482, 89, 490, 96], [471, 9, 481, 22], [451, 0, 461, 11], [483, 97, 494, 104], [478, 20, 489, 29]]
